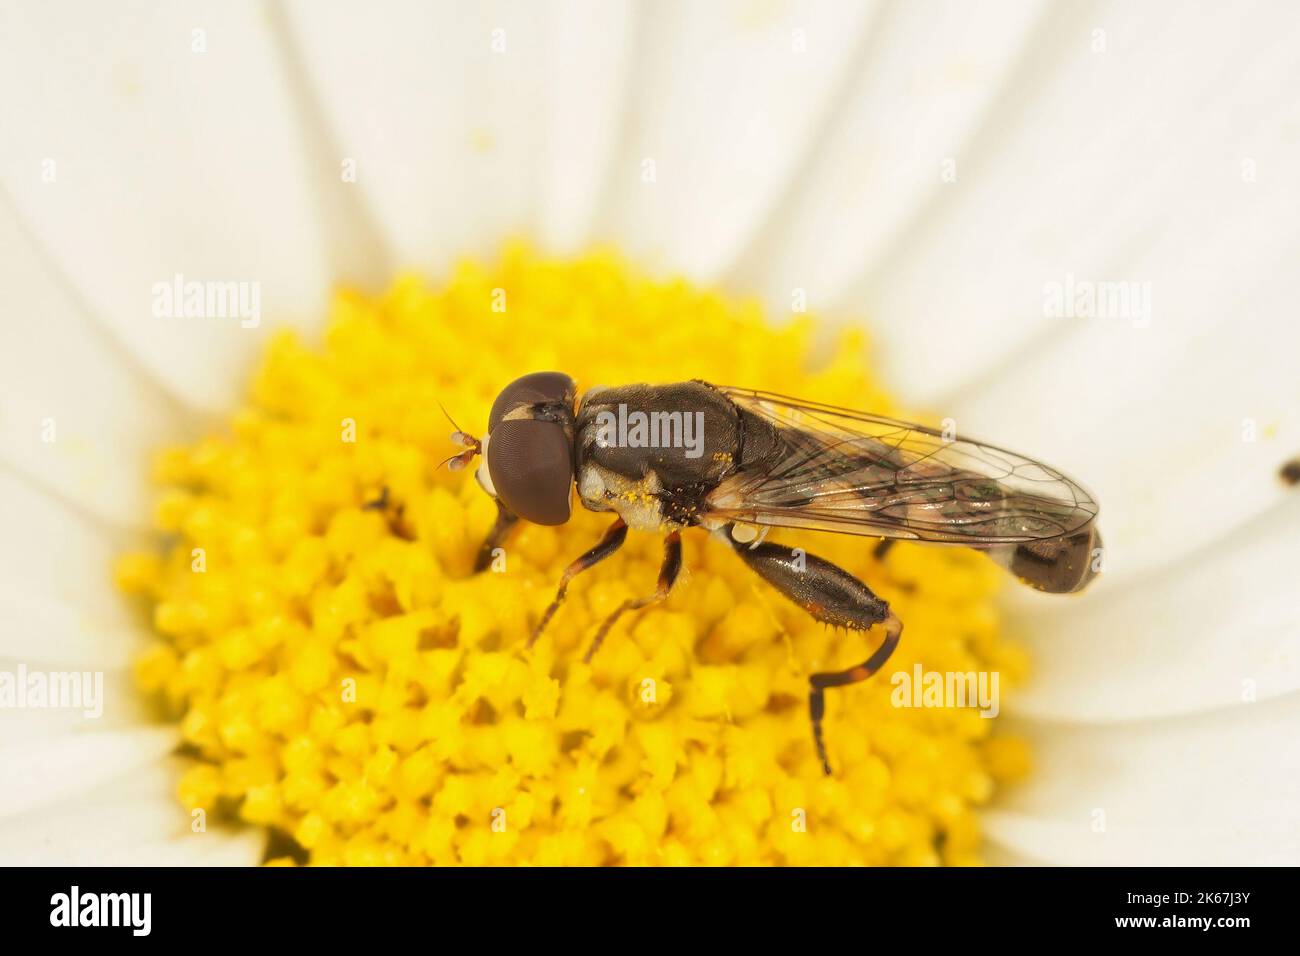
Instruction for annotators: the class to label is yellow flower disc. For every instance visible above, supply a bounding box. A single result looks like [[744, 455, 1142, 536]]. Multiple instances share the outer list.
[[117, 245, 1030, 866]]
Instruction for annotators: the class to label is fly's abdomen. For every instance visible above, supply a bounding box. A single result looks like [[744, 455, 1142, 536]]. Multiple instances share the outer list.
[[986, 524, 1102, 594]]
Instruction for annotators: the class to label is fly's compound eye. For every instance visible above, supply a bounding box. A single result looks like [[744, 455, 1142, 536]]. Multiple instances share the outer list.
[[484, 371, 577, 525], [488, 371, 576, 430], [486, 419, 574, 525]]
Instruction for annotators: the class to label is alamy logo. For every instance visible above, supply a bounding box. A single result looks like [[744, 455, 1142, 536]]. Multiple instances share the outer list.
[[0, 664, 102, 718], [1043, 272, 1151, 327], [593, 403, 706, 459], [890, 664, 1000, 718], [152, 273, 261, 328], [50, 886, 151, 936]]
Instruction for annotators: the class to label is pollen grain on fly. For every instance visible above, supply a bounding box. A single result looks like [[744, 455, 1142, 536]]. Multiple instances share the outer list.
[[115, 244, 1027, 866]]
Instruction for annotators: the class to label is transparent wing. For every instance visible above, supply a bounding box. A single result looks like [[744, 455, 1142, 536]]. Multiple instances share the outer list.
[[704, 385, 1099, 545]]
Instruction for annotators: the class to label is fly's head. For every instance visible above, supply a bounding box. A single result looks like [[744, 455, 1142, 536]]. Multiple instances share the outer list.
[[449, 371, 578, 526]]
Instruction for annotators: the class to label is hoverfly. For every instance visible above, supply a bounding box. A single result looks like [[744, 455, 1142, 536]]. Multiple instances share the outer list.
[[447, 372, 1101, 774]]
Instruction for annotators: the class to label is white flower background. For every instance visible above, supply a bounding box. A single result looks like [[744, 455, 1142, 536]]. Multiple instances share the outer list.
[[1, 0, 1298, 865]]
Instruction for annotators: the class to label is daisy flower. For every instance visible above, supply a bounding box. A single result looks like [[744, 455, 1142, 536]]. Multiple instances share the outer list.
[[1, 0, 1297, 866]]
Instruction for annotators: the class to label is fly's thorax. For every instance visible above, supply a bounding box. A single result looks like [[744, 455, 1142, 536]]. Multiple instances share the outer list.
[[576, 461, 668, 531], [575, 381, 742, 489], [573, 381, 746, 531]]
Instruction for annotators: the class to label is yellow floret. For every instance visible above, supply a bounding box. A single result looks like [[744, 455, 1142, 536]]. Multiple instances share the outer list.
[[119, 244, 1028, 865]]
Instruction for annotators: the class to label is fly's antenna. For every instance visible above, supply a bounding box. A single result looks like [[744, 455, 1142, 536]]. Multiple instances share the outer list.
[[437, 400, 466, 435], [437, 400, 481, 472]]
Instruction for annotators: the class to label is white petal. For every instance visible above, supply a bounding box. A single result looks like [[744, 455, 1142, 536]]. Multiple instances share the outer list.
[[597, 0, 880, 279], [729, 0, 1044, 306], [830, 0, 1300, 411], [1004, 490, 1300, 722], [101, 831, 262, 867], [0, 471, 146, 670], [281, 0, 550, 269], [986, 697, 1300, 865], [0, 0, 333, 412], [0, 671, 150, 746], [0, 197, 192, 530], [537, 0, 638, 252], [953, 240, 1300, 578], [0, 756, 260, 866], [0, 728, 177, 820]]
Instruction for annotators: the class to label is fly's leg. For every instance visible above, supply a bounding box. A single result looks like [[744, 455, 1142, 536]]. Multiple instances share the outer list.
[[728, 531, 901, 775], [530, 518, 629, 648], [807, 615, 901, 775], [474, 500, 521, 573], [365, 485, 410, 538], [583, 531, 682, 663]]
